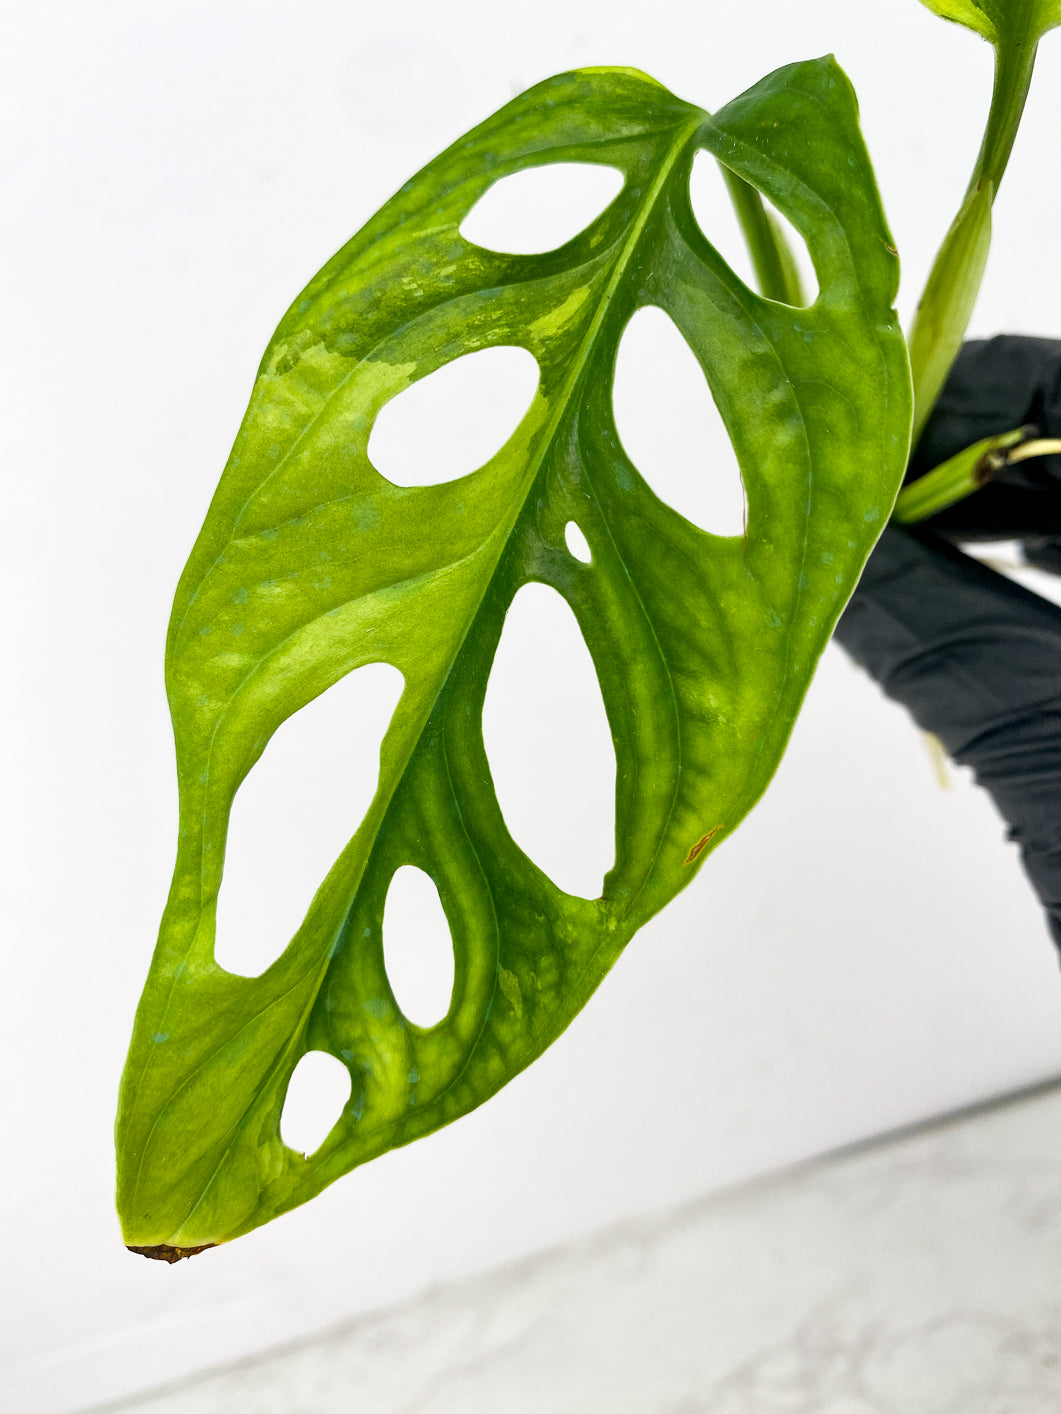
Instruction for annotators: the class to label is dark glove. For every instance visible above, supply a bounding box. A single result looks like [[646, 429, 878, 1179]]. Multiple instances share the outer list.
[[834, 336, 1061, 957], [907, 334, 1061, 565]]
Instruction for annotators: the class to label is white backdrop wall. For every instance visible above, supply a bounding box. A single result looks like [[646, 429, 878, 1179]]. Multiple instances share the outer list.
[[4, 2, 1061, 1411]]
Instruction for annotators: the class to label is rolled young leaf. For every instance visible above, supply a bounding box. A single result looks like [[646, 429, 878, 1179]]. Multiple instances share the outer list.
[[117, 58, 910, 1253], [909, 0, 1059, 437], [907, 182, 993, 439]]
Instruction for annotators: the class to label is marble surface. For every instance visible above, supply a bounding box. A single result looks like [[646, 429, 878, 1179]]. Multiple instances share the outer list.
[[97, 1081, 1061, 1413]]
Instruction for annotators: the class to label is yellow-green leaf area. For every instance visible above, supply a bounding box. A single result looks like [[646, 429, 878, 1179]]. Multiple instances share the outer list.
[[116, 58, 910, 1251]]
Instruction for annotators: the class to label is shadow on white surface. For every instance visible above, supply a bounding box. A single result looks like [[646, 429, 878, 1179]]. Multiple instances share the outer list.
[[95, 1078, 1061, 1413]]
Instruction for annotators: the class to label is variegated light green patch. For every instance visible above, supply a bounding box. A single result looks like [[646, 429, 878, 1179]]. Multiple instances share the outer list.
[[117, 57, 910, 1253]]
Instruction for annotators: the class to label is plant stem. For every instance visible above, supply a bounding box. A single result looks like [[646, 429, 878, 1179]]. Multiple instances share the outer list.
[[908, 36, 1040, 443], [970, 32, 1039, 200], [1007, 438, 1061, 466], [721, 167, 805, 307], [891, 426, 1029, 524]]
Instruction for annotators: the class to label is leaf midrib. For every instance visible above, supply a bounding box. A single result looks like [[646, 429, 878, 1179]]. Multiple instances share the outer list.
[[159, 112, 706, 1243]]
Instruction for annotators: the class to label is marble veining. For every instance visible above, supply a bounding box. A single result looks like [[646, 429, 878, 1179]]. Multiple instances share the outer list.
[[96, 1082, 1061, 1413]]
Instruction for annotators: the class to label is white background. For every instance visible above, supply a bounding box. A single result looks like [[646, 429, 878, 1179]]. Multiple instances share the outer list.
[[4, 2, 1061, 1411]]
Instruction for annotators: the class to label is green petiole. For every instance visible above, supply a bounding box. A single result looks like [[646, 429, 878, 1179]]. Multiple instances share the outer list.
[[893, 427, 1028, 523], [908, 23, 1042, 441], [721, 166, 807, 308], [892, 428, 1061, 525]]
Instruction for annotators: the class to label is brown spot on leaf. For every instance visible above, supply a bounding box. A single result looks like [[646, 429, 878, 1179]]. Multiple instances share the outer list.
[[127, 1243, 216, 1264], [684, 824, 721, 865]]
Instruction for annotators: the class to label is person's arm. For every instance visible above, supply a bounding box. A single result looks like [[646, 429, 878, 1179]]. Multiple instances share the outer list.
[[835, 527, 1061, 952], [834, 336, 1061, 956]]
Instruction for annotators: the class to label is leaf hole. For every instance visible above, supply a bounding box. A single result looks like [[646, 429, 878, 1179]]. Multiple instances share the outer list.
[[688, 150, 818, 306], [382, 866, 455, 1028], [214, 662, 404, 977], [483, 582, 615, 897], [368, 345, 539, 487], [613, 305, 747, 537], [564, 521, 592, 563], [460, 162, 624, 255], [280, 1051, 352, 1157]]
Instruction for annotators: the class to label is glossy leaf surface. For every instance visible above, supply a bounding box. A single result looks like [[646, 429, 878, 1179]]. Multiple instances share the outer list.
[[117, 58, 910, 1251], [917, 0, 1061, 42]]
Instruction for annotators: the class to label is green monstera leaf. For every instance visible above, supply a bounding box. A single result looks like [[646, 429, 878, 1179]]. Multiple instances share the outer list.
[[116, 56, 910, 1255], [917, 0, 1061, 42]]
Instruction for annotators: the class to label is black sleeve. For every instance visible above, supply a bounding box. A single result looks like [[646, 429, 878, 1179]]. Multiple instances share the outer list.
[[834, 526, 1061, 956]]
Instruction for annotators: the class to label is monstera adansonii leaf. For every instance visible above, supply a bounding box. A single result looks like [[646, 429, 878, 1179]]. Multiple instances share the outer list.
[[116, 55, 910, 1255], [916, 0, 1061, 43]]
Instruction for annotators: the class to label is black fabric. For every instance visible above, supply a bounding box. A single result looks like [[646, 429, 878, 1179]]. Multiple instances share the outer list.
[[835, 337, 1061, 958], [908, 334, 1061, 541]]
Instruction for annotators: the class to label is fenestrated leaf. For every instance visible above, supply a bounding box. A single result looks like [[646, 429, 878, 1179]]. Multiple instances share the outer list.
[[116, 57, 910, 1252], [916, 0, 1061, 43]]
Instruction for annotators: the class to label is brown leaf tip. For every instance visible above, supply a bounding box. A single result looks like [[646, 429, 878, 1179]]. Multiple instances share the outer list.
[[127, 1243, 217, 1264]]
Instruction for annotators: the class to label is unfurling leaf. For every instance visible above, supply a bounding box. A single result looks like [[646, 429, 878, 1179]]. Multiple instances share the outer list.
[[908, 181, 993, 439], [908, 0, 1055, 436], [117, 57, 910, 1252]]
